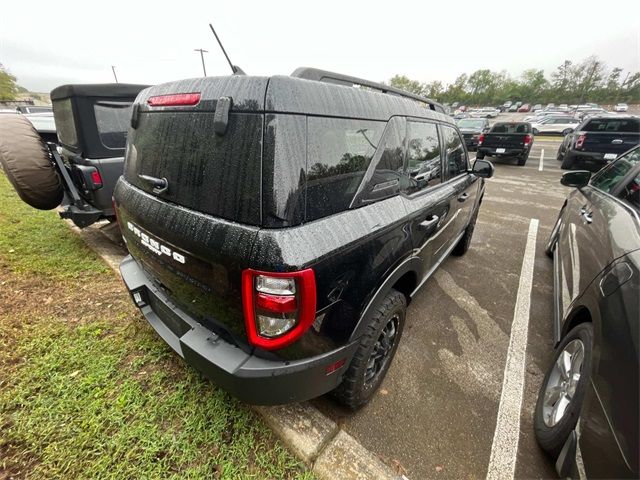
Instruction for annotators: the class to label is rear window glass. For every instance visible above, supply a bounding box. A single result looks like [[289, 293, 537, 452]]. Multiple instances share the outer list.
[[491, 123, 531, 134], [94, 102, 133, 149], [306, 118, 384, 221], [583, 118, 640, 133], [53, 99, 78, 147], [591, 148, 640, 194]]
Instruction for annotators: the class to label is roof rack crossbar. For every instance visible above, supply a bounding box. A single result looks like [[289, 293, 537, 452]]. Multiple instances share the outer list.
[[291, 67, 444, 112]]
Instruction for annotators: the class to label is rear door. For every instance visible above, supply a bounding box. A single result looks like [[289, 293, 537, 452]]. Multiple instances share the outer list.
[[557, 147, 640, 316], [401, 119, 451, 281]]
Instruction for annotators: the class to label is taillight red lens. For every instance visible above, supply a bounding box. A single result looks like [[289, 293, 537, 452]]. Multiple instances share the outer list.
[[524, 134, 532, 145], [91, 170, 103, 187], [242, 268, 316, 350], [576, 133, 586, 149], [478, 134, 485, 145], [147, 93, 201, 107]]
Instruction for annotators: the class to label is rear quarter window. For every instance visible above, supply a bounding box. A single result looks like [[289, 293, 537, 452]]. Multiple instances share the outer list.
[[306, 118, 384, 221]]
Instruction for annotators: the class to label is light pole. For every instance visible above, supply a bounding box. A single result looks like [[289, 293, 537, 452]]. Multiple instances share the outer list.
[[194, 48, 208, 76], [111, 66, 118, 83]]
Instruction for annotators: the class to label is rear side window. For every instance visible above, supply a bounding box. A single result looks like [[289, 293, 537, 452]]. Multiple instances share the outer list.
[[53, 99, 78, 147], [620, 173, 640, 211], [94, 102, 133, 149], [306, 118, 384, 221], [405, 121, 442, 194], [441, 125, 468, 178], [591, 148, 640, 194], [583, 118, 640, 133]]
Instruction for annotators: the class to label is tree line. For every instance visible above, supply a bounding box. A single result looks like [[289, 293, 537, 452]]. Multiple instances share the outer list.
[[389, 56, 640, 107]]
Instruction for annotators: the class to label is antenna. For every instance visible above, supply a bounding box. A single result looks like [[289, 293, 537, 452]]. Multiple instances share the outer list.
[[208, 23, 245, 75]]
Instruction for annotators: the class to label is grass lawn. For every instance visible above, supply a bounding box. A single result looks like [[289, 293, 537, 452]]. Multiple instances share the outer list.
[[0, 174, 313, 479]]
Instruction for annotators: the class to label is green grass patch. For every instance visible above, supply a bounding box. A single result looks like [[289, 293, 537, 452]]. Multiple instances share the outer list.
[[0, 173, 108, 279], [0, 174, 313, 479]]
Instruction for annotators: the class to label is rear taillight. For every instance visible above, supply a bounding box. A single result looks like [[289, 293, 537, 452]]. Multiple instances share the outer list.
[[576, 133, 586, 149], [524, 134, 532, 146], [91, 170, 103, 188], [478, 134, 485, 145], [242, 269, 317, 350], [147, 93, 201, 107]]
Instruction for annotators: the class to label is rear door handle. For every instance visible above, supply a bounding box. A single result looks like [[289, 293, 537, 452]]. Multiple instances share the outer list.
[[419, 215, 440, 230], [458, 193, 469, 202]]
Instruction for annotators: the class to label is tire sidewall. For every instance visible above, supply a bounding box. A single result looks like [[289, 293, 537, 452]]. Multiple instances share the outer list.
[[534, 323, 594, 457]]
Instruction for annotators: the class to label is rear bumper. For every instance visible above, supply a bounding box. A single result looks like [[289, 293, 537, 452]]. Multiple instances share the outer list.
[[566, 149, 611, 164], [478, 146, 529, 156], [120, 255, 358, 405]]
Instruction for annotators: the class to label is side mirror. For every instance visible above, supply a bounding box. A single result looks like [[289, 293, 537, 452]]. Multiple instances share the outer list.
[[472, 159, 494, 178], [561, 170, 591, 188]]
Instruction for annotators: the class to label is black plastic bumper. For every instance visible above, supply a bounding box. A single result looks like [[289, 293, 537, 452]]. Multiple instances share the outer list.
[[120, 255, 358, 405], [478, 146, 529, 156]]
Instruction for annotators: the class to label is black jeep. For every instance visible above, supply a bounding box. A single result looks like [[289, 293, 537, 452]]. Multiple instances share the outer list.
[[0, 83, 147, 228], [115, 68, 494, 408]]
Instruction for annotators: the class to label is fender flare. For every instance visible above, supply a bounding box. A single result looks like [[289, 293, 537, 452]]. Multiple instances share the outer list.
[[349, 255, 421, 341]]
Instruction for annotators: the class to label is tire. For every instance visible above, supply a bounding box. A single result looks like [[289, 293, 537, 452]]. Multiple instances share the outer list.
[[518, 151, 529, 166], [0, 115, 63, 210], [557, 149, 565, 162], [561, 154, 575, 170], [334, 289, 406, 409], [476, 152, 485, 160], [535, 323, 593, 458], [452, 206, 478, 256]]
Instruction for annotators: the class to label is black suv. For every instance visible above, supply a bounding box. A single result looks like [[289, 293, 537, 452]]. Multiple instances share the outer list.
[[115, 68, 494, 408]]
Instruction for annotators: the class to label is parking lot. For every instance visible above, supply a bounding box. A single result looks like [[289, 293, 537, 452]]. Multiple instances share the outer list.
[[311, 132, 570, 479], [75, 124, 573, 479]]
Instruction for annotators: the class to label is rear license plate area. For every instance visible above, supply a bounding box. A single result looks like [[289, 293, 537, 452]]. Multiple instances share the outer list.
[[496, 148, 506, 153]]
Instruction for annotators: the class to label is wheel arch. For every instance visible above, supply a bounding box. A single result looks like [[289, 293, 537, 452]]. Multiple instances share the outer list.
[[349, 256, 421, 341], [561, 306, 593, 339]]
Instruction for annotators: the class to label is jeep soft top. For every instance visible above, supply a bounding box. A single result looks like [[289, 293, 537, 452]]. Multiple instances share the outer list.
[[115, 68, 492, 406]]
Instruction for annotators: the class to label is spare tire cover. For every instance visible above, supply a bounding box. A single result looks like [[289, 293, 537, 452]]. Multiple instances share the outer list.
[[0, 114, 63, 210]]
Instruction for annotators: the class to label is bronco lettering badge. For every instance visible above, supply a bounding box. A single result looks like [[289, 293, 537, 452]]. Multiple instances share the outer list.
[[127, 221, 185, 264]]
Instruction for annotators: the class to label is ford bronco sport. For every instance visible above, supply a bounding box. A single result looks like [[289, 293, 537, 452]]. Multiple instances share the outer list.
[[115, 68, 494, 408]]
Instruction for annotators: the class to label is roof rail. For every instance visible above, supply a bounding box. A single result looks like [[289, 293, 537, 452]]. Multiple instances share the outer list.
[[291, 67, 445, 113]]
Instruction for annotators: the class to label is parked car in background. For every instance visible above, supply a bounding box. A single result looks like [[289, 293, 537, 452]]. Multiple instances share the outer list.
[[480, 107, 499, 118], [508, 104, 519, 112], [503, 101, 513, 111], [476, 121, 534, 165], [533, 103, 543, 111], [530, 116, 580, 135], [16, 105, 53, 114], [538, 146, 640, 479], [457, 117, 490, 151], [114, 67, 494, 408], [559, 104, 568, 110], [574, 106, 608, 120], [558, 115, 640, 170], [22, 112, 57, 143], [453, 112, 469, 120], [0, 83, 148, 228], [546, 103, 556, 109], [518, 103, 531, 112], [451, 101, 460, 109], [615, 103, 629, 112]]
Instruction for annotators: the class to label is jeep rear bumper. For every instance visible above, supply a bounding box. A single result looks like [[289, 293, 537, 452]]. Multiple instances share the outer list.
[[120, 255, 358, 405]]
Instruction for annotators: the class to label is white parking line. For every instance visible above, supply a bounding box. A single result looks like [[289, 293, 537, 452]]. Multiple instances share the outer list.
[[486, 218, 539, 480], [538, 149, 544, 171]]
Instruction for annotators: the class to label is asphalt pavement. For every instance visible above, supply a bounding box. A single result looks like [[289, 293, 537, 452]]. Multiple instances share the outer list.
[[313, 135, 570, 479]]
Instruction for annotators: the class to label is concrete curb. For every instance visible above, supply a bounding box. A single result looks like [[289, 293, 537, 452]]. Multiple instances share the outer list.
[[68, 220, 403, 480]]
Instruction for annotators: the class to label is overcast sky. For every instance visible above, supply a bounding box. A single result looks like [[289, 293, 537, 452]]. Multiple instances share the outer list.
[[2, 0, 639, 92]]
